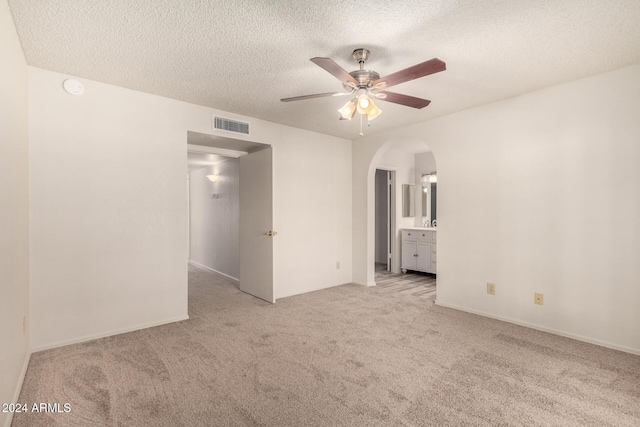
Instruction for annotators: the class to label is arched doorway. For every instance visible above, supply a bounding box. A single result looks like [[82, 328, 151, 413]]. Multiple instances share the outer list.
[[354, 137, 436, 287]]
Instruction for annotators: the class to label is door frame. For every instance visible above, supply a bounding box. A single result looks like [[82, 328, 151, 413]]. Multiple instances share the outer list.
[[374, 167, 397, 276], [186, 132, 275, 302]]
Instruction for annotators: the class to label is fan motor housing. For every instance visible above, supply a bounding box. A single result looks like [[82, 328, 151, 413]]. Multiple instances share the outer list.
[[345, 70, 380, 89]]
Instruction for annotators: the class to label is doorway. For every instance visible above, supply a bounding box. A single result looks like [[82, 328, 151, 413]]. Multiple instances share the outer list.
[[187, 150, 240, 285], [363, 139, 437, 292], [375, 169, 395, 272], [186, 131, 275, 303]]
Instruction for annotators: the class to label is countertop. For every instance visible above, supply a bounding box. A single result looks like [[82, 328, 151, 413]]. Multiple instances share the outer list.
[[402, 227, 437, 231]]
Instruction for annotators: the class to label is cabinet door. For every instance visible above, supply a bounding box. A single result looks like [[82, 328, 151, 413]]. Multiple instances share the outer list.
[[402, 241, 417, 270], [417, 242, 431, 272]]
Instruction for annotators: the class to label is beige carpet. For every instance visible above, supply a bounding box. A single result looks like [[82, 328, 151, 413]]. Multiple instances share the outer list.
[[14, 265, 640, 426]]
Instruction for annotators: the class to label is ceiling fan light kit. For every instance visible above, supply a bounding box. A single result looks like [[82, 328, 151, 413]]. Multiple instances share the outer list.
[[338, 100, 356, 120], [367, 102, 381, 120], [356, 91, 381, 120], [281, 48, 446, 135], [357, 94, 370, 111]]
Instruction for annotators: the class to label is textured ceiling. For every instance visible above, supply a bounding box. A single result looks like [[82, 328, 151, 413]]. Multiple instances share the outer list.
[[8, 0, 640, 140]]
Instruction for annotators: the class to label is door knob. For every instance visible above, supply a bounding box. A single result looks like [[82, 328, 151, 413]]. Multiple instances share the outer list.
[[264, 231, 278, 237]]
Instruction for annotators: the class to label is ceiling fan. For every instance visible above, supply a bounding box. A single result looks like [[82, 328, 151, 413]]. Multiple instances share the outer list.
[[281, 48, 446, 134]]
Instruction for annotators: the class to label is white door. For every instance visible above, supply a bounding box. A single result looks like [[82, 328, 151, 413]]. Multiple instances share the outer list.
[[239, 147, 274, 303], [386, 172, 392, 272]]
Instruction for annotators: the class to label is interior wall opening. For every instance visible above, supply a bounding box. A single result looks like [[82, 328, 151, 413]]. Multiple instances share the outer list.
[[187, 150, 240, 285], [368, 140, 437, 299], [375, 169, 394, 273], [186, 131, 275, 303]]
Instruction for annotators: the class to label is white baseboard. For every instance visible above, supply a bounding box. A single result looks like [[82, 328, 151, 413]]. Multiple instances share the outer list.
[[189, 260, 239, 285], [434, 300, 640, 356], [31, 315, 189, 353], [352, 281, 377, 287], [277, 282, 353, 300], [4, 351, 31, 427]]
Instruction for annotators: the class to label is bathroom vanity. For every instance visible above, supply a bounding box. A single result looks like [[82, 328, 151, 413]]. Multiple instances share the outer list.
[[401, 227, 436, 274]]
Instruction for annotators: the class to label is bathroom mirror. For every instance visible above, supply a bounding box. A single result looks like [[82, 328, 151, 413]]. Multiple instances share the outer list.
[[402, 184, 415, 217], [421, 182, 437, 227]]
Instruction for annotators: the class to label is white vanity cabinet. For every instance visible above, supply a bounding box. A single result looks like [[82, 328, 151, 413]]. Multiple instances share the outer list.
[[401, 228, 436, 274]]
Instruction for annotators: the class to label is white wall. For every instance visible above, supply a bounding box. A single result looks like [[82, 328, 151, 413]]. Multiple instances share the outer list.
[[270, 127, 352, 298], [189, 160, 239, 281], [0, 1, 30, 425], [28, 67, 352, 350], [353, 65, 640, 354]]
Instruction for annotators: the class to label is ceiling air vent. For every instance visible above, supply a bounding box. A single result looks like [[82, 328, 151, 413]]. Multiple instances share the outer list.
[[213, 116, 250, 135]]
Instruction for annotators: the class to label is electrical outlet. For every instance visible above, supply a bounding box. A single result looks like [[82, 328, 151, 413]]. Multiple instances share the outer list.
[[534, 293, 544, 305], [336, 261, 340, 270], [487, 283, 496, 295]]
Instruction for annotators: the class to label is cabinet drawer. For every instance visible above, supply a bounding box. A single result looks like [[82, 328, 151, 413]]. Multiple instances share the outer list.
[[403, 229, 436, 242], [402, 230, 417, 240], [417, 231, 430, 241]]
